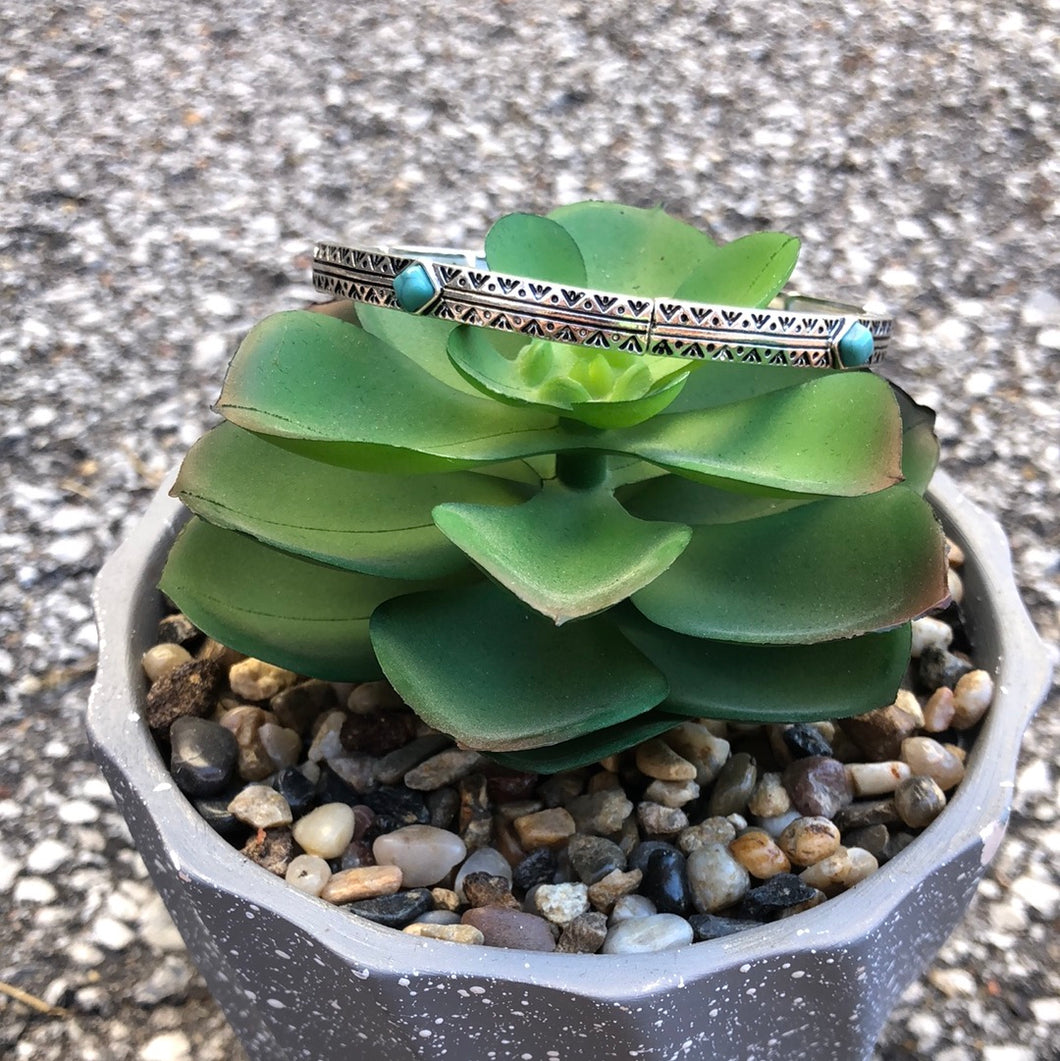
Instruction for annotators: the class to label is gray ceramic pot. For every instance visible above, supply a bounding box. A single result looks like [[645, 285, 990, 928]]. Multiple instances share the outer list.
[[87, 470, 1053, 1061]]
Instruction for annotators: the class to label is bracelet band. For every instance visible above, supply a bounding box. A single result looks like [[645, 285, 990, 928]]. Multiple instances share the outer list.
[[312, 243, 891, 370]]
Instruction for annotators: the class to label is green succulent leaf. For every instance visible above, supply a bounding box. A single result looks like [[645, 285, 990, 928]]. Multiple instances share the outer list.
[[547, 201, 719, 295], [172, 422, 529, 579], [216, 310, 565, 467], [369, 580, 669, 751], [613, 371, 903, 496], [432, 481, 692, 623], [631, 484, 948, 644], [484, 212, 587, 284], [160, 518, 464, 681], [892, 383, 940, 495], [446, 325, 689, 428], [618, 473, 810, 525], [615, 607, 913, 722], [673, 232, 801, 308], [486, 710, 689, 773], [661, 360, 834, 416], [352, 302, 482, 396]]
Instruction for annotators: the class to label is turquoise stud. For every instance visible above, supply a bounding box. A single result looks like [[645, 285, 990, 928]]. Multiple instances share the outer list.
[[393, 262, 440, 313], [836, 321, 875, 367]]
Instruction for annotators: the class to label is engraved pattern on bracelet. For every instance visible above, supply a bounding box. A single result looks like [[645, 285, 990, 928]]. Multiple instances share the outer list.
[[312, 243, 890, 369]]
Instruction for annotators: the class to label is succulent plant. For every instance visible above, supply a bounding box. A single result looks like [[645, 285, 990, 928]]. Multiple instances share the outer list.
[[161, 202, 948, 771]]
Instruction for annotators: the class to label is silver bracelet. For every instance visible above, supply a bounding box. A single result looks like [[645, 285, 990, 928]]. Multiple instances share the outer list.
[[312, 243, 891, 370]]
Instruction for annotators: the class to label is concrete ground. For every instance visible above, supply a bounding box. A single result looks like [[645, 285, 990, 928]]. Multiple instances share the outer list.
[[1, 2, 1056, 1058]]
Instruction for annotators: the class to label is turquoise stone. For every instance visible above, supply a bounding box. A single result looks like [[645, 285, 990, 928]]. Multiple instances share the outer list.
[[393, 262, 438, 313], [837, 322, 874, 367]]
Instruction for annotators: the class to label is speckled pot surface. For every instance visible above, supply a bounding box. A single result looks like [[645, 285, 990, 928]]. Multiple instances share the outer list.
[[87, 469, 1052, 1061]]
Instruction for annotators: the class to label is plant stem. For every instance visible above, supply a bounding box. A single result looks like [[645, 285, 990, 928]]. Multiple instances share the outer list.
[[554, 448, 608, 490]]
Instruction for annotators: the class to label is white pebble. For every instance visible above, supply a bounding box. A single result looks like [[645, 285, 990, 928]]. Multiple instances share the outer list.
[[952, 670, 994, 728], [609, 894, 657, 923], [141, 1031, 193, 1061], [92, 915, 137, 951], [840, 847, 879, 887], [306, 710, 347, 762], [27, 838, 71, 875], [531, 882, 590, 926], [258, 723, 302, 770], [373, 825, 467, 888], [947, 567, 964, 604], [227, 785, 292, 829], [14, 877, 58, 904], [910, 617, 953, 658], [900, 737, 966, 790], [846, 761, 911, 797], [292, 803, 356, 859], [142, 643, 192, 682], [285, 854, 332, 897], [602, 913, 693, 954]]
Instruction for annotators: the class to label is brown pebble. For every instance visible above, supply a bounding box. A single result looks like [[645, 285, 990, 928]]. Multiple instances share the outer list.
[[921, 687, 956, 733], [240, 826, 295, 876], [405, 748, 486, 791], [462, 871, 521, 910], [636, 801, 689, 837], [269, 679, 337, 736], [403, 922, 484, 945], [229, 657, 298, 701], [461, 907, 557, 951], [512, 807, 576, 850], [485, 770, 540, 803], [951, 670, 994, 729], [340, 709, 418, 756], [833, 799, 900, 830], [157, 613, 201, 646], [196, 638, 244, 667], [777, 817, 841, 867], [894, 776, 947, 828], [144, 658, 224, 736], [430, 887, 461, 912], [839, 701, 920, 761], [557, 911, 608, 954], [635, 738, 697, 781], [347, 679, 405, 713], [220, 705, 277, 782], [729, 830, 791, 879], [320, 864, 403, 904], [782, 756, 853, 818], [586, 868, 643, 913], [491, 817, 527, 868]]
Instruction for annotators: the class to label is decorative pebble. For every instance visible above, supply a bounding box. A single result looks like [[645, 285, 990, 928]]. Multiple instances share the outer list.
[[513, 848, 558, 892], [455, 845, 513, 898], [783, 756, 853, 818], [910, 616, 954, 658], [157, 613, 200, 647], [346, 888, 434, 929], [227, 784, 292, 829], [462, 872, 520, 909], [833, 798, 899, 830], [416, 910, 463, 926], [922, 686, 956, 732], [686, 842, 750, 913], [677, 817, 736, 854], [947, 567, 964, 604], [339, 709, 417, 757], [169, 716, 237, 797], [894, 775, 947, 828], [662, 722, 731, 785], [538, 770, 587, 807], [602, 913, 693, 953], [748, 772, 792, 818], [306, 711, 348, 763], [461, 907, 556, 951], [348, 679, 405, 713], [372, 824, 467, 887], [457, 773, 492, 850], [531, 881, 591, 925], [326, 753, 377, 792], [193, 797, 247, 842], [269, 679, 337, 736], [404, 748, 485, 790], [587, 868, 643, 914], [952, 670, 994, 729], [557, 910, 608, 953], [635, 738, 697, 781], [751, 808, 801, 839], [741, 873, 818, 919], [637, 801, 689, 836], [706, 752, 757, 816], [842, 846, 880, 886], [321, 864, 403, 904], [781, 724, 833, 760], [339, 840, 375, 870], [917, 646, 973, 691], [729, 829, 791, 879], [144, 658, 224, 736], [373, 734, 452, 785], [609, 892, 656, 923], [845, 760, 912, 798], [689, 913, 758, 941], [568, 834, 626, 885], [512, 807, 576, 849], [229, 657, 297, 701], [640, 846, 690, 915], [240, 827, 295, 876], [426, 786, 460, 830], [142, 642, 193, 682], [291, 803, 356, 859], [900, 737, 966, 790], [258, 722, 302, 772], [642, 778, 700, 808], [776, 816, 841, 867], [839, 701, 920, 761], [486, 770, 541, 803], [842, 824, 890, 861], [285, 854, 332, 896], [220, 705, 276, 782], [798, 847, 853, 892], [359, 784, 430, 832], [403, 922, 484, 944]]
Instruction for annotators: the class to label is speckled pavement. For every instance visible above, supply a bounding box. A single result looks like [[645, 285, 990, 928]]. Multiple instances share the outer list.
[[1, 3, 1057, 1059]]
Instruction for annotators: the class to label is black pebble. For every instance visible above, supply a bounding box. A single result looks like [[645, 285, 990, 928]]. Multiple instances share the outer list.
[[918, 646, 974, 691], [782, 724, 833, 759], [513, 848, 558, 891], [358, 784, 430, 835], [345, 888, 434, 928], [739, 874, 818, 921], [689, 914, 759, 941], [273, 766, 317, 818], [628, 840, 679, 876], [169, 716, 237, 797], [641, 847, 690, 916], [567, 834, 626, 885], [193, 795, 250, 844]]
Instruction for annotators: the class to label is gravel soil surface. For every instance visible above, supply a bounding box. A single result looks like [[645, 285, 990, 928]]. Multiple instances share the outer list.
[[1, 2, 1056, 1059]]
